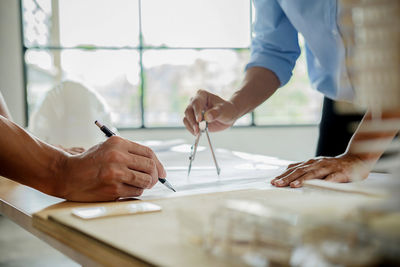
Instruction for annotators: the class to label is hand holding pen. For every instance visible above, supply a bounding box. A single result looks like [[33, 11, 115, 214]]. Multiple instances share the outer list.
[[95, 121, 176, 192]]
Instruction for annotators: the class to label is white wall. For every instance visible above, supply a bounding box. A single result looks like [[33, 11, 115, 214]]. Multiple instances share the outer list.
[[121, 126, 319, 161], [0, 0, 26, 126], [0, 0, 320, 162]]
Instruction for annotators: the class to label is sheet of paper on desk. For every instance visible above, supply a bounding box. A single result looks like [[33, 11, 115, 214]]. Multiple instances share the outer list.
[[140, 145, 290, 200]]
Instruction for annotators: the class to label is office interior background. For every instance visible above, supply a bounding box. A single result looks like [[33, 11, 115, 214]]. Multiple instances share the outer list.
[[1, 0, 323, 162]]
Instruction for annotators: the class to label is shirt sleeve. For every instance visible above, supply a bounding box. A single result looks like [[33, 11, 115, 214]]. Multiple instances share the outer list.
[[246, 0, 301, 87]]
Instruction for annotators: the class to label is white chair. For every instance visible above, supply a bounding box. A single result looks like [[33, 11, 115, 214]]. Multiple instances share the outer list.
[[29, 81, 117, 149]]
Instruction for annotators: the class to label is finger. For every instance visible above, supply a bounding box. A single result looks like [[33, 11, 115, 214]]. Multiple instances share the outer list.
[[274, 165, 318, 187], [272, 159, 318, 185], [183, 117, 195, 135], [289, 167, 333, 188], [121, 169, 155, 189], [287, 158, 318, 170], [117, 184, 144, 198], [127, 154, 157, 179], [184, 107, 199, 134], [324, 172, 349, 183], [192, 100, 204, 123], [286, 162, 303, 170], [192, 89, 209, 122], [126, 142, 166, 178], [271, 168, 296, 185], [271, 164, 310, 185]]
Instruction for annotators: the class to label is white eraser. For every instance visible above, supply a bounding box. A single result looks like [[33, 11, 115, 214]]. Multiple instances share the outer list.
[[72, 202, 162, 220]]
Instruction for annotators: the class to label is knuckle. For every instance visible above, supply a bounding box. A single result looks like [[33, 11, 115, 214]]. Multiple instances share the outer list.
[[147, 159, 157, 173], [196, 89, 206, 95], [130, 172, 137, 182], [107, 135, 122, 145], [308, 169, 319, 177], [144, 147, 154, 158], [130, 155, 138, 165], [145, 175, 154, 188]]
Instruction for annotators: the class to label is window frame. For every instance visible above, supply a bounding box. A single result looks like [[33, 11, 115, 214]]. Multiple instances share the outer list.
[[19, 0, 320, 130]]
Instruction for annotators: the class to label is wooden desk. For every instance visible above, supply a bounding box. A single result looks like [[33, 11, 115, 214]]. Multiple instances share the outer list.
[[1, 169, 398, 266], [0, 177, 150, 266], [0, 148, 291, 266]]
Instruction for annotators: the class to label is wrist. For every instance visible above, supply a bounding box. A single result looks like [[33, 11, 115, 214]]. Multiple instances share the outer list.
[[227, 98, 244, 122], [229, 89, 253, 119], [341, 151, 375, 170], [51, 150, 71, 198]]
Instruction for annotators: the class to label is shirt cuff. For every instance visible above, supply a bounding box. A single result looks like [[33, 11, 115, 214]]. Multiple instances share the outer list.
[[245, 52, 295, 87]]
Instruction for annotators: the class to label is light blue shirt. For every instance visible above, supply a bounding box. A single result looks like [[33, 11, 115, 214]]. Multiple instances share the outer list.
[[246, 0, 353, 101]]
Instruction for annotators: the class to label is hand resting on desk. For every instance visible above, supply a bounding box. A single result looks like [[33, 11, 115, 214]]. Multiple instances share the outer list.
[[270, 154, 370, 188], [271, 110, 400, 187]]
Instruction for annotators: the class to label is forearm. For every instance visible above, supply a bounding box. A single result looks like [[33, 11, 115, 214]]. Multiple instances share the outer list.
[[0, 92, 12, 120], [0, 115, 67, 196], [346, 110, 400, 166], [229, 66, 280, 119]]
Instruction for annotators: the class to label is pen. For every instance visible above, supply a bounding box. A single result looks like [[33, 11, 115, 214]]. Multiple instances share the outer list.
[[94, 120, 176, 192]]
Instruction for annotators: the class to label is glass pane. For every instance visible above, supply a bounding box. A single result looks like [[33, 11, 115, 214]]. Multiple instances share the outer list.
[[25, 50, 54, 115], [58, 0, 139, 47], [22, 0, 52, 47], [26, 49, 141, 127], [254, 37, 323, 125], [143, 49, 250, 127], [142, 0, 251, 48], [22, 0, 140, 47]]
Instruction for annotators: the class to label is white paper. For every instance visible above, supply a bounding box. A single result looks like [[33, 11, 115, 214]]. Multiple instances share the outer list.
[[140, 145, 288, 200]]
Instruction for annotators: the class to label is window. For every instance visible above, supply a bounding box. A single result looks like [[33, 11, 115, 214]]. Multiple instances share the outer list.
[[21, 0, 322, 129]]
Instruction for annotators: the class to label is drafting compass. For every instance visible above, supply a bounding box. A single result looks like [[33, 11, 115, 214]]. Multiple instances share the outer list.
[[188, 119, 221, 176]]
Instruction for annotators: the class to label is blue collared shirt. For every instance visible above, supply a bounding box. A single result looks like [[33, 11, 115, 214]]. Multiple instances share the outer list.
[[246, 0, 353, 101]]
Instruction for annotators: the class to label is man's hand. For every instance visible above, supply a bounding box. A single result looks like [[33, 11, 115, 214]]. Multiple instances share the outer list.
[[270, 154, 370, 188], [183, 67, 280, 136], [58, 136, 166, 202], [183, 89, 240, 135]]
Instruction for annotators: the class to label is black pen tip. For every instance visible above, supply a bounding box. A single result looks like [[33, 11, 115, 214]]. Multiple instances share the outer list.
[[94, 120, 103, 128]]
